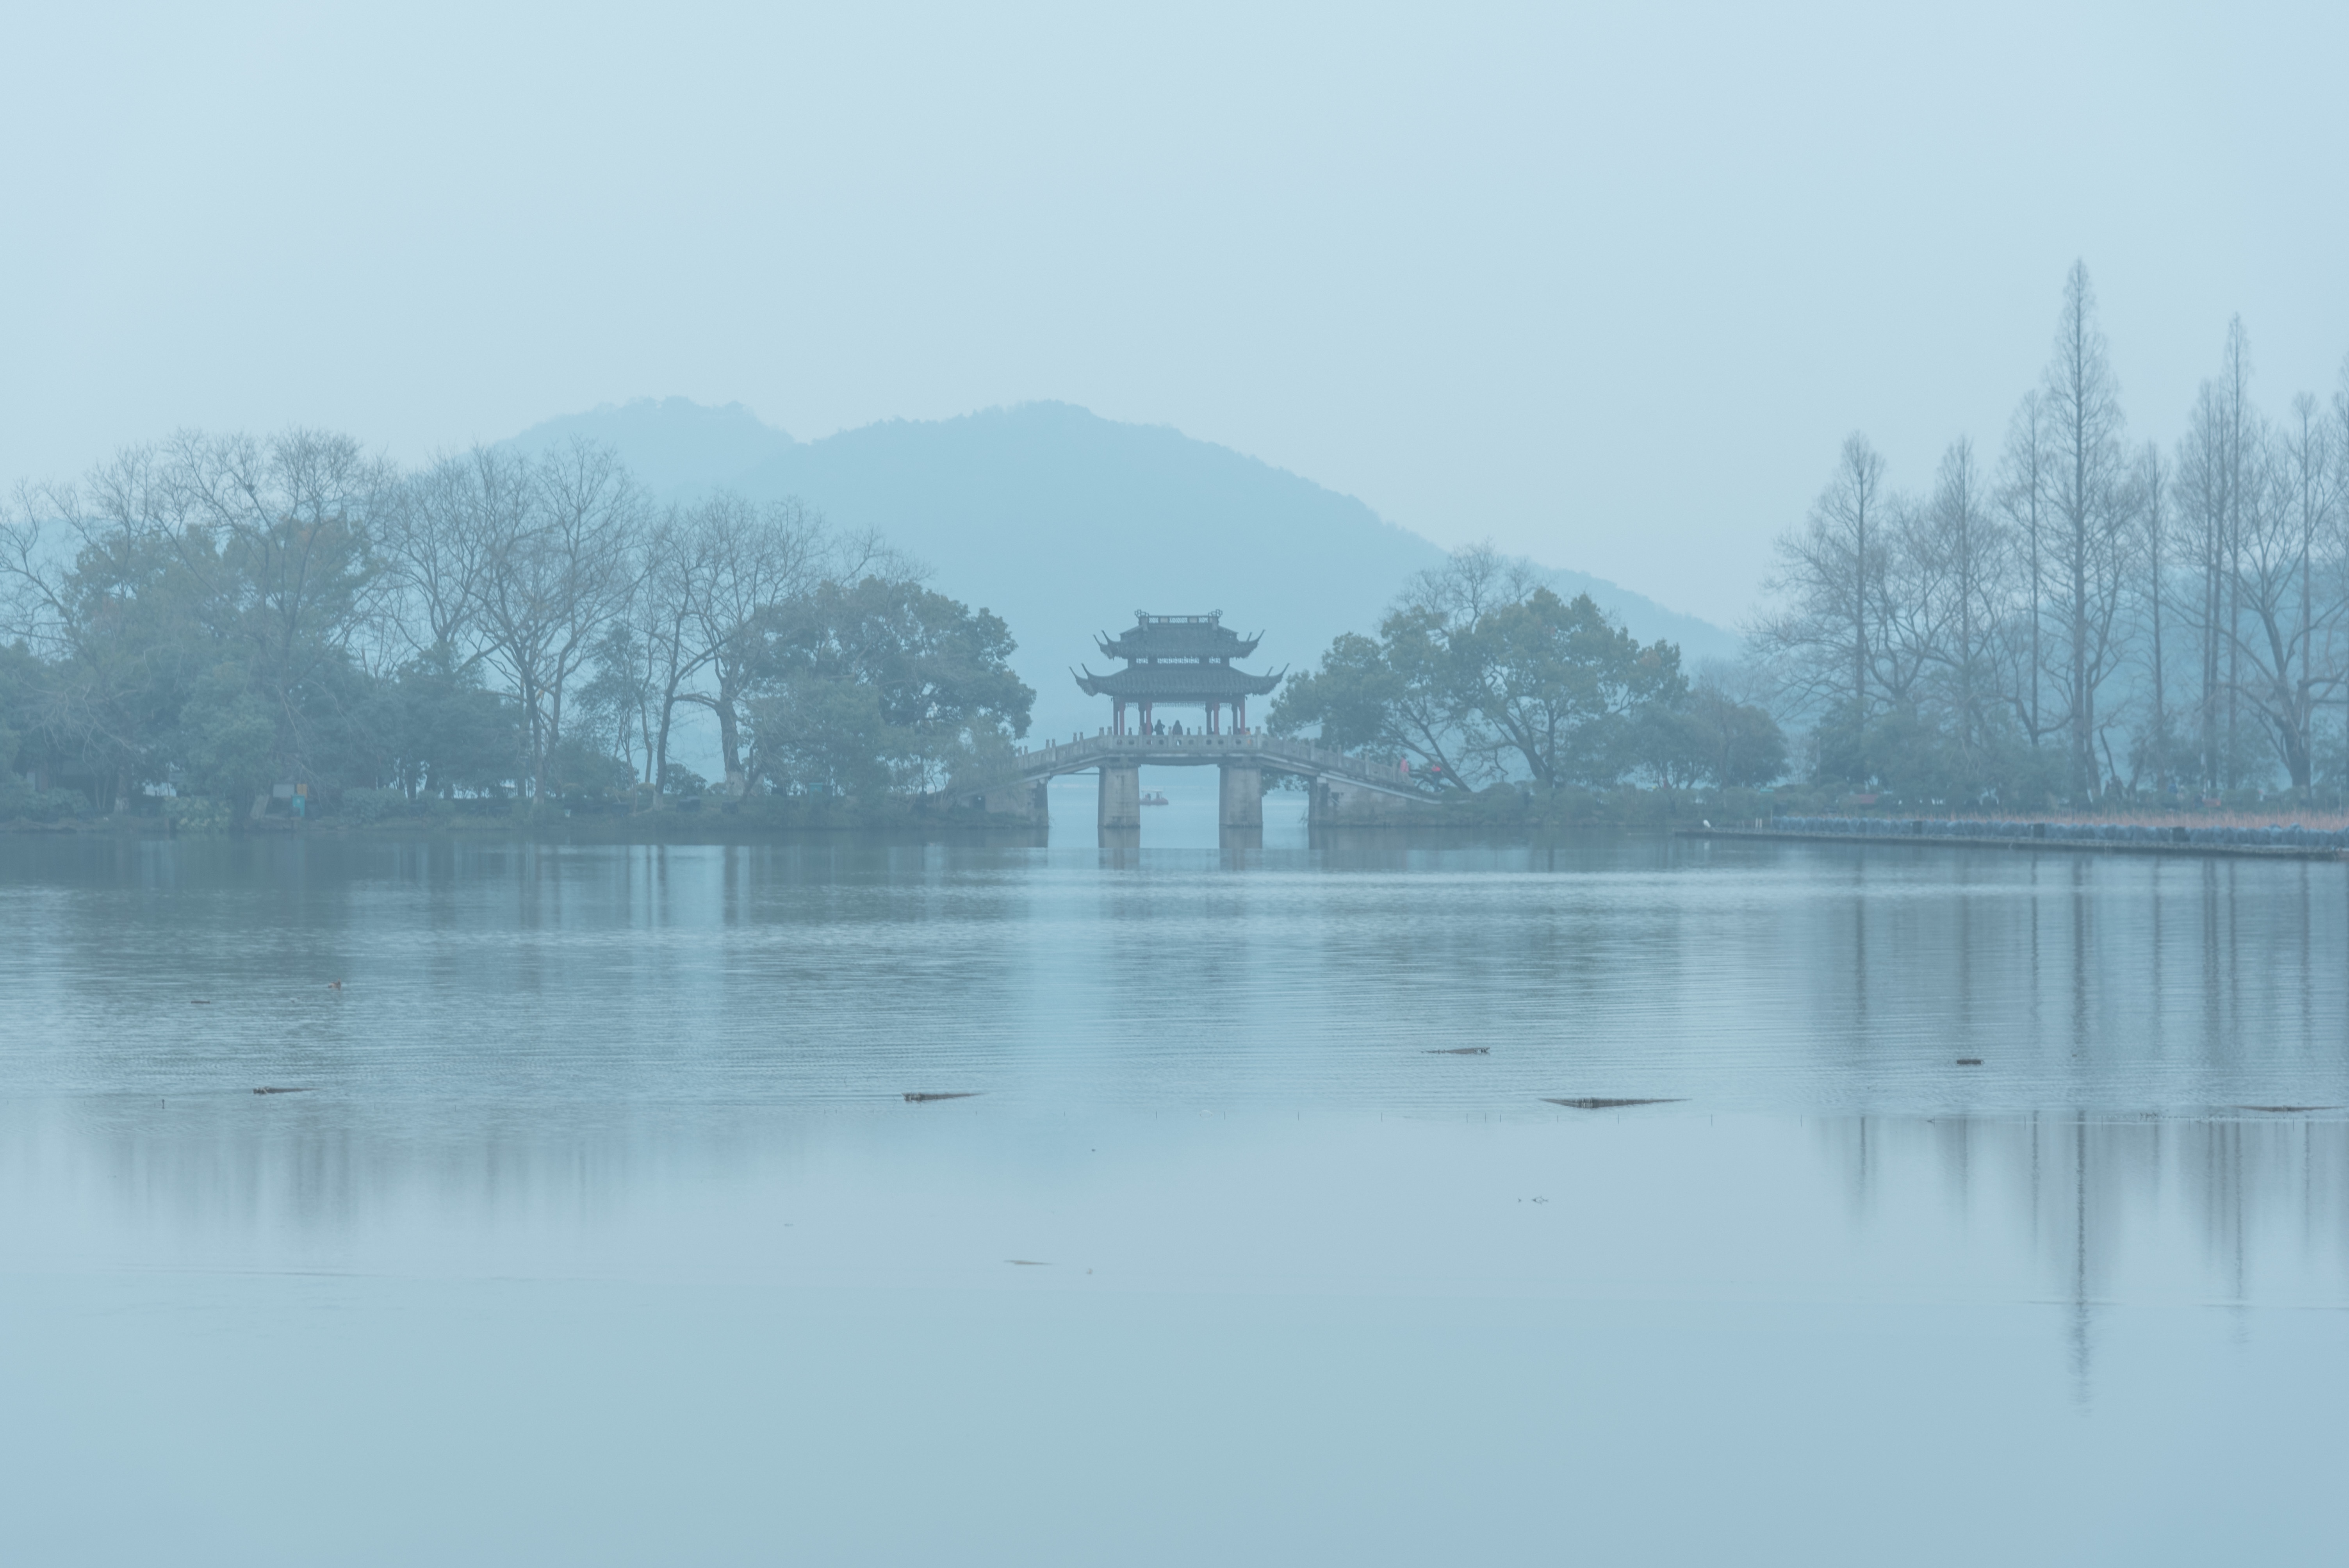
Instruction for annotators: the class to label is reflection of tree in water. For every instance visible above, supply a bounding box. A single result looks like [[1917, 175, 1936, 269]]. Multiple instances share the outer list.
[[1821, 1112, 2349, 1395]]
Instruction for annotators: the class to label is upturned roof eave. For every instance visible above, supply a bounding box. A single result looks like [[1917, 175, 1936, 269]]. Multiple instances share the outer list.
[[1072, 664, 1284, 700]]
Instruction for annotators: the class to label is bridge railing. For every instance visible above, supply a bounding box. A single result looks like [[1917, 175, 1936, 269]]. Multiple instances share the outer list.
[[1000, 731, 1426, 796]]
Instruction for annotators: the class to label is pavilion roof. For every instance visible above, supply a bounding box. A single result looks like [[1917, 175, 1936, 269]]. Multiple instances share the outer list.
[[1073, 663, 1284, 700], [1096, 611, 1262, 662]]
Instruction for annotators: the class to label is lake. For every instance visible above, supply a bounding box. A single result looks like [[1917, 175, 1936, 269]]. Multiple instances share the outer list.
[[3, 774, 2345, 1564]]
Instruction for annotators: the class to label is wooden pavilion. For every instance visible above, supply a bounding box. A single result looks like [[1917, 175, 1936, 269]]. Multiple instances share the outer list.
[[1073, 612, 1284, 736]]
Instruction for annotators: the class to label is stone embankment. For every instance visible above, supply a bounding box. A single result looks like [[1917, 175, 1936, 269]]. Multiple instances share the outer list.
[[1687, 816, 2349, 860]]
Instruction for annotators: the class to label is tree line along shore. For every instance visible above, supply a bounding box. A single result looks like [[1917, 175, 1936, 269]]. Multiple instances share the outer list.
[[1753, 264, 2349, 817], [6, 262, 2347, 836], [2, 438, 1034, 831]]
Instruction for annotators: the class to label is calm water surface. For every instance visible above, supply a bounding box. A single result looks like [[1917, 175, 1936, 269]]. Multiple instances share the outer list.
[[4, 781, 2345, 1564]]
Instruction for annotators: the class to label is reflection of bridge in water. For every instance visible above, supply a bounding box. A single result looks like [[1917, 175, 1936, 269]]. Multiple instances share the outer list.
[[964, 731, 1430, 835]]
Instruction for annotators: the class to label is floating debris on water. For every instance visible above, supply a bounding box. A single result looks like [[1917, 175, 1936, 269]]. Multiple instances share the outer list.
[[1006, 1259, 1048, 1266], [904, 1091, 981, 1102], [253, 1087, 314, 1096], [1542, 1097, 1683, 1110], [1956, 1058, 1983, 1066], [2236, 1105, 2335, 1113], [190, 1000, 210, 1005], [1428, 1046, 1490, 1055]]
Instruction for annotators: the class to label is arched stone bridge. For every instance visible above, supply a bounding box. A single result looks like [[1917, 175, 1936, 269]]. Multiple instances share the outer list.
[[956, 732, 1435, 830]]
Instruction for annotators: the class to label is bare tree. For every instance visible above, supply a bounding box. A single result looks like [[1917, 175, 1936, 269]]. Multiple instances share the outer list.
[[1398, 541, 1545, 628], [2222, 394, 2342, 795], [2172, 321, 2268, 793], [2217, 321, 2256, 786], [0, 466, 200, 808], [133, 429, 389, 799], [1754, 434, 1888, 778], [1917, 437, 2011, 773], [376, 447, 519, 664], [1996, 392, 2058, 755], [624, 503, 716, 800], [2335, 356, 2349, 797], [577, 619, 661, 790], [2036, 262, 2138, 799], [2174, 381, 2230, 792], [469, 441, 645, 808], [677, 495, 838, 797], [1873, 490, 1946, 716], [2134, 443, 2175, 796]]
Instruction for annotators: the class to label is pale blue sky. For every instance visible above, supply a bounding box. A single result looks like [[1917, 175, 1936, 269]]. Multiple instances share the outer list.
[[4, 1, 2344, 624]]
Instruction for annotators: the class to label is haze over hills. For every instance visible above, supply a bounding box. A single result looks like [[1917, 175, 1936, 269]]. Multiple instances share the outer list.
[[505, 399, 1741, 741], [506, 397, 798, 497]]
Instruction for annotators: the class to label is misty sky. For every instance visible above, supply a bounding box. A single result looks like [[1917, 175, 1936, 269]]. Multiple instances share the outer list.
[[5, 1, 2345, 627]]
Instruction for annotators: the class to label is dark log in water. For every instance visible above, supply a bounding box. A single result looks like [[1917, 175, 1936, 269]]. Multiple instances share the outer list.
[[904, 1091, 980, 1102], [1543, 1097, 1683, 1109]]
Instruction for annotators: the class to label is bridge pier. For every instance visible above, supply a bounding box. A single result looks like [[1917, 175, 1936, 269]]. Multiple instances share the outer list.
[[1218, 762, 1262, 830], [988, 735, 1432, 841], [1098, 761, 1141, 833]]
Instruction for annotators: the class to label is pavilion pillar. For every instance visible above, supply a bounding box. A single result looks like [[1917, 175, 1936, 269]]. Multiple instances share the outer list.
[[1098, 761, 1141, 832], [1218, 762, 1262, 830], [1114, 699, 1125, 736]]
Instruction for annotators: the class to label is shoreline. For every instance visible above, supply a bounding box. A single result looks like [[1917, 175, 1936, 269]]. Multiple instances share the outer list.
[[1682, 825, 2349, 862]]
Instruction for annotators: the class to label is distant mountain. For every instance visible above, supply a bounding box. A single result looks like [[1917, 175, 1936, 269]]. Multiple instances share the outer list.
[[502, 399, 1740, 739]]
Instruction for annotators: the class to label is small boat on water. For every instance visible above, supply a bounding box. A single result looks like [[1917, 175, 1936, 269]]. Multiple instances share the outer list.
[[1140, 791, 1170, 806]]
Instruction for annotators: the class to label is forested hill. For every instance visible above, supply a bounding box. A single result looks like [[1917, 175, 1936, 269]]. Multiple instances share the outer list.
[[506, 399, 1740, 738]]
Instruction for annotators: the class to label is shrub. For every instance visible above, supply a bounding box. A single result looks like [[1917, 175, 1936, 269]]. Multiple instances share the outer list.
[[0, 784, 92, 822], [337, 786, 408, 826]]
